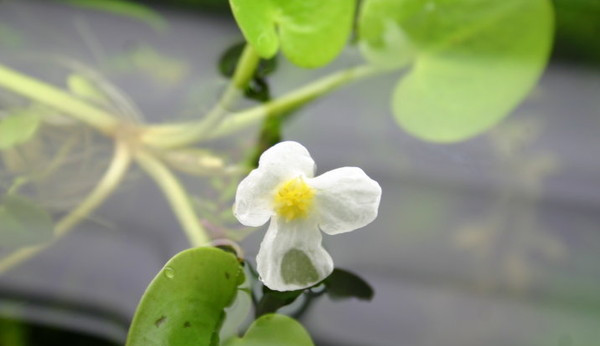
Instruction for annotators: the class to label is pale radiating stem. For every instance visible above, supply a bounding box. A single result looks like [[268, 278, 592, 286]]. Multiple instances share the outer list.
[[134, 150, 210, 247], [141, 64, 381, 148], [0, 63, 120, 134]]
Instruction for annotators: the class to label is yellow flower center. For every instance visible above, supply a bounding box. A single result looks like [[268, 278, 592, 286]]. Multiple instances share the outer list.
[[273, 177, 315, 221]]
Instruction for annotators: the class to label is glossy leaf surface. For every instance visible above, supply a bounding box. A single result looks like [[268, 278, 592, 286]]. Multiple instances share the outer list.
[[126, 247, 245, 346]]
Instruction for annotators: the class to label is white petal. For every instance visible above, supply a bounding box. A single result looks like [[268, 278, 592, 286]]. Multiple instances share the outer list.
[[258, 141, 316, 178], [257, 216, 333, 291], [310, 167, 382, 235], [233, 141, 316, 227]]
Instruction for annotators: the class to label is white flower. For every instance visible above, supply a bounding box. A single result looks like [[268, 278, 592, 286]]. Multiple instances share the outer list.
[[233, 141, 382, 291]]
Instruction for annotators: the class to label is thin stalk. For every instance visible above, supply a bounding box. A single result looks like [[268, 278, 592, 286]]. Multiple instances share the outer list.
[[141, 44, 260, 148], [193, 43, 261, 137], [142, 64, 382, 148], [134, 150, 210, 247], [209, 64, 381, 139], [0, 140, 132, 274], [0, 63, 120, 134]]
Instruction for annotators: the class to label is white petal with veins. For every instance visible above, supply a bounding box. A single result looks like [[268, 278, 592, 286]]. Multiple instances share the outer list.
[[310, 167, 381, 235], [257, 216, 333, 291]]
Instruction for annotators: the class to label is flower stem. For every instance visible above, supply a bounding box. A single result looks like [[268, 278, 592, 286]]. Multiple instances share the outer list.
[[0, 140, 132, 274], [134, 150, 210, 247], [0, 63, 120, 134], [141, 64, 382, 148]]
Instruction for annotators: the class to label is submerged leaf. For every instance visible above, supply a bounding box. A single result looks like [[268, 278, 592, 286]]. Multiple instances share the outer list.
[[0, 110, 41, 150], [359, 0, 554, 142], [0, 195, 53, 249], [126, 247, 245, 346], [229, 0, 356, 68], [225, 314, 313, 346]]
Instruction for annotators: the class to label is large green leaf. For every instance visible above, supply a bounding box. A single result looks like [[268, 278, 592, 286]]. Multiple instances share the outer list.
[[229, 0, 355, 68], [225, 314, 314, 346], [359, 0, 554, 142], [0, 110, 41, 150], [0, 195, 53, 249], [126, 247, 245, 346]]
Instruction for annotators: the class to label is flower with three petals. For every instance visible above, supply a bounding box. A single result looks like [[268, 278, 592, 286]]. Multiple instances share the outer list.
[[234, 141, 382, 291]]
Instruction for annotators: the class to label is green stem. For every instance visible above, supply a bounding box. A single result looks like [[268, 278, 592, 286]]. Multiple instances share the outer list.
[[0, 63, 120, 134], [193, 44, 261, 138], [211, 65, 381, 140], [231, 44, 261, 94], [142, 64, 381, 148], [134, 150, 210, 247], [0, 140, 132, 274], [141, 44, 260, 148]]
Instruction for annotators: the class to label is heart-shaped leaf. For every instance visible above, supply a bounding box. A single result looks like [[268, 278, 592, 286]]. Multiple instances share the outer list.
[[0, 195, 53, 249], [0, 110, 41, 149], [225, 314, 313, 346], [359, 0, 553, 142], [229, 0, 356, 68], [126, 247, 245, 346]]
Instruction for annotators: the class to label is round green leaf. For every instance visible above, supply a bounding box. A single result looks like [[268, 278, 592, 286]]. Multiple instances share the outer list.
[[225, 314, 314, 346], [229, 0, 356, 68], [359, 0, 554, 142], [126, 247, 245, 346], [0, 110, 41, 149], [0, 195, 53, 249]]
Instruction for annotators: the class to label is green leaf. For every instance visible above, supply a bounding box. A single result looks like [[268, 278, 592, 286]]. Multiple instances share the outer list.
[[229, 0, 356, 68], [225, 314, 314, 346], [63, 0, 168, 33], [218, 41, 278, 79], [67, 74, 108, 105], [0, 195, 53, 249], [359, 0, 554, 142], [126, 247, 245, 346], [0, 110, 41, 150], [218, 41, 276, 102], [323, 268, 374, 301], [255, 287, 303, 318]]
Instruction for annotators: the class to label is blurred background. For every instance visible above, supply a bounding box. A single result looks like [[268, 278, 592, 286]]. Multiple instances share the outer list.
[[0, 0, 599, 345]]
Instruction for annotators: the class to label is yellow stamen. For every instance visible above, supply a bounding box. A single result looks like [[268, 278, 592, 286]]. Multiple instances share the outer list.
[[273, 177, 315, 221]]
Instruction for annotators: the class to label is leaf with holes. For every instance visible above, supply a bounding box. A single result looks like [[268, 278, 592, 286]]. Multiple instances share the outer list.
[[229, 0, 356, 68], [126, 247, 245, 346], [359, 0, 554, 142]]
